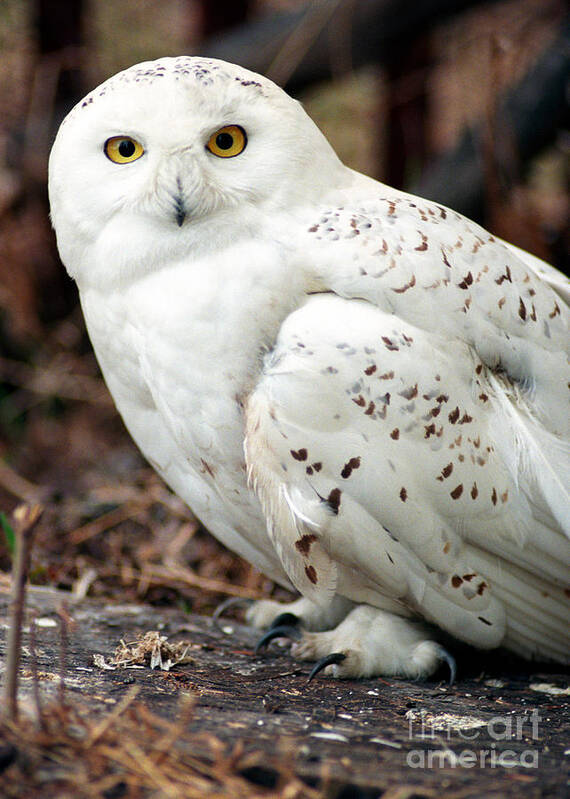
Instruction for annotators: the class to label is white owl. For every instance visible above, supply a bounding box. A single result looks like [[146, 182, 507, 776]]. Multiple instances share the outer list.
[[48, 56, 569, 681]]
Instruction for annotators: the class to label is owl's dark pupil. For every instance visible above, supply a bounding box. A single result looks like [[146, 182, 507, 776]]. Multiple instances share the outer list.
[[216, 132, 234, 150], [118, 139, 136, 157]]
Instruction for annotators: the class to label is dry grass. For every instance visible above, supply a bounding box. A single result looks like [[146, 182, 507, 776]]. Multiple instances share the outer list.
[[1, 692, 321, 798]]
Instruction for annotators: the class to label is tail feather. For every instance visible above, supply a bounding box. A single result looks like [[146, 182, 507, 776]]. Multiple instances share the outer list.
[[505, 616, 569, 662], [466, 543, 569, 663], [465, 523, 569, 587], [487, 372, 569, 538]]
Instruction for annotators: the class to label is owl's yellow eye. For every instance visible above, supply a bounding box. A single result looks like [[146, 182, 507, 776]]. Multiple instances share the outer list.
[[206, 125, 247, 158], [104, 136, 144, 164]]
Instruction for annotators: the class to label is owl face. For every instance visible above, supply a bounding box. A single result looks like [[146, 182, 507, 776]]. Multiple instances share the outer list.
[[48, 56, 345, 285]]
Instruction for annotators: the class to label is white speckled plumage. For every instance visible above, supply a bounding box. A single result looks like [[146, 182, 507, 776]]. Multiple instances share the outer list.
[[49, 56, 569, 678]]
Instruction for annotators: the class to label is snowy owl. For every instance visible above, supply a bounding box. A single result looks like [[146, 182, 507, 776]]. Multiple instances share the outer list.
[[48, 56, 569, 681]]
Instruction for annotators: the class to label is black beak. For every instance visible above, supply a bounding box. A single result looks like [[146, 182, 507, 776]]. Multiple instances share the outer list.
[[175, 199, 186, 227], [174, 178, 186, 226]]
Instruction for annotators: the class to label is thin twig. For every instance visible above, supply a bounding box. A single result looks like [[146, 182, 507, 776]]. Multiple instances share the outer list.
[[0, 355, 112, 406], [117, 738, 182, 799], [0, 459, 44, 503], [139, 563, 265, 600], [28, 613, 46, 730], [153, 692, 197, 765], [85, 684, 141, 748], [2, 503, 44, 721], [69, 500, 153, 544]]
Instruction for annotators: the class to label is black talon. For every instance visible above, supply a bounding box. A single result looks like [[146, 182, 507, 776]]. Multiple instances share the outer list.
[[435, 645, 456, 685], [211, 596, 252, 628], [308, 652, 346, 682], [269, 612, 301, 630], [255, 625, 302, 654]]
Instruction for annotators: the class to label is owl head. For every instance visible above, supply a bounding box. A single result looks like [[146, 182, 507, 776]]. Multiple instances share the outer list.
[[48, 56, 346, 285]]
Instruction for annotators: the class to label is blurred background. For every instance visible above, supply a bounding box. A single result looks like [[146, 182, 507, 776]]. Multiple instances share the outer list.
[[0, 0, 568, 613]]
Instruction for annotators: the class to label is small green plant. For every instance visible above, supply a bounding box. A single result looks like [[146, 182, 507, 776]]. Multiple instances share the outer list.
[[0, 511, 15, 556]]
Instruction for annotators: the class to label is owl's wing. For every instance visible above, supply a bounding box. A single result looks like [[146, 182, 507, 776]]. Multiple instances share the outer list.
[[296, 192, 568, 421], [245, 196, 569, 660], [295, 191, 570, 526]]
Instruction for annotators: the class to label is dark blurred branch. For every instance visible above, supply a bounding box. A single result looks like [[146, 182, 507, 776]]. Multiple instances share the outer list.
[[25, 0, 86, 173], [198, 0, 250, 38], [3, 504, 43, 721], [384, 34, 431, 189], [35, 0, 85, 111], [200, 0, 501, 92]]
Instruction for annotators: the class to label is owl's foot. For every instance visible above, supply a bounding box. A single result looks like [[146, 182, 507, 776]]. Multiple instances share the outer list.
[[246, 594, 354, 632], [255, 614, 303, 653], [212, 596, 252, 628], [257, 604, 456, 682]]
